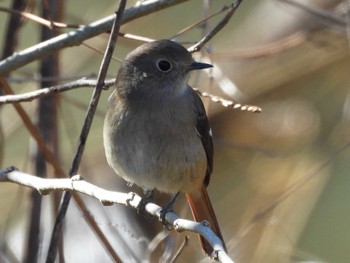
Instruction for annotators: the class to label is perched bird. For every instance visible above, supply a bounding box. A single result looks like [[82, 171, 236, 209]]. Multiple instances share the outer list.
[[103, 39, 225, 256]]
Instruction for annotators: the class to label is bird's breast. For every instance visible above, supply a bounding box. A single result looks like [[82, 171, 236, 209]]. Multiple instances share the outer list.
[[104, 98, 206, 193]]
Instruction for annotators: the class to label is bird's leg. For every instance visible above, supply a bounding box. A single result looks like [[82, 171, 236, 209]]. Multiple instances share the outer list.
[[144, 189, 155, 199], [160, 192, 180, 229], [137, 189, 156, 222]]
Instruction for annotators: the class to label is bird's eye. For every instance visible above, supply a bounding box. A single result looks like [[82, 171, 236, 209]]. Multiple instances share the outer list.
[[157, 60, 172, 72]]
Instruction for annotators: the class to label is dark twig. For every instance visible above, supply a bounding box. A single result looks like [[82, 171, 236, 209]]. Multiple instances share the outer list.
[[46, 1, 127, 262], [1, 1, 28, 60], [171, 236, 189, 263], [25, 1, 63, 262], [188, 0, 243, 52]]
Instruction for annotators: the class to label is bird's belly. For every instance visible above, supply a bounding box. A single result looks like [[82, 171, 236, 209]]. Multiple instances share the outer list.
[[106, 119, 206, 193]]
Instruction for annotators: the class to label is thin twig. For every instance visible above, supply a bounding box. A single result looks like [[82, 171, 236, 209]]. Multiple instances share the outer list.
[[171, 236, 189, 263], [46, 1, 127, 262], [194, 88, 261, 113], [0, 6, 81, 29], [0, 78, 114, 104], [170, 4, 231, 40], [188, 0, 243, 52], [82, 42, 122, 62], [0, 7, 155, 44]]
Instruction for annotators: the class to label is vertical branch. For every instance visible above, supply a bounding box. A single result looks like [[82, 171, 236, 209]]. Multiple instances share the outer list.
[[1, 0, 29, 61], [0, 0, 31, 180], [25, 0, 64, 262], [45, 1, 127, 262]]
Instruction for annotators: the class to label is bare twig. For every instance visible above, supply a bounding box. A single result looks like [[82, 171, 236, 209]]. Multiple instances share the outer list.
[[171, 236, 189, 263], [0, 6, 81, 29], [188, 0, 243, 53], [81, 42, 122, 62], [0, 7, 155, 44], [0, 78, 114, 104], [170, 4, 231, 40], [194, 88, 261, 113], [0, 167, 233, 263]]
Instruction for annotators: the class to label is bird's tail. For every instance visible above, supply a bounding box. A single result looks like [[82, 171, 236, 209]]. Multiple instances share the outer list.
[[186, 185, 226, 256]]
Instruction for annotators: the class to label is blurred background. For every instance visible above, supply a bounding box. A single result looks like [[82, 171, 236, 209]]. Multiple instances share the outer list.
[[0, 0, 350, 262]]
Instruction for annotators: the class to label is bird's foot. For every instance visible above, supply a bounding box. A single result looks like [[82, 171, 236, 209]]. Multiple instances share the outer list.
[[137, 190, 157, 222], [160, 192, 180, 230]]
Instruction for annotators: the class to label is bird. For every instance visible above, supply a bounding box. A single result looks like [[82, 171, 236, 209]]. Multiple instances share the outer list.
[[103, 39, 226, 256]]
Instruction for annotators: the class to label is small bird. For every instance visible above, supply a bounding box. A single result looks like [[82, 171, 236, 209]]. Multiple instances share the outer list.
[[103, 39, 225, 256]]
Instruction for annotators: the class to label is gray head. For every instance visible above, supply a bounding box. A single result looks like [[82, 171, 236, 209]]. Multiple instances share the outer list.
[[115, 40, 212, 99]]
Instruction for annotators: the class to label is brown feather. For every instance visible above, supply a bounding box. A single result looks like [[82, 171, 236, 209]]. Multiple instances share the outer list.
[[186, 184, 226, 256]]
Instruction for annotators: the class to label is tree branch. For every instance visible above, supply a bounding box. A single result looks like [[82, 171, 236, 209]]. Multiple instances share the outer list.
[[0, 78, 114, 104], [0, 0, 188, 74], [0, 167, 233, 263]]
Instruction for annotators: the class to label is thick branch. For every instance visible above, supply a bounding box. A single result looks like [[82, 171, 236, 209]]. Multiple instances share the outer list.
[[0, 167, 233, 263]]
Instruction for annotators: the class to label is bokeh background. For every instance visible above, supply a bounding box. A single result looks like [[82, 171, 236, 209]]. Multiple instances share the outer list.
[[0, 0, 350, 262]]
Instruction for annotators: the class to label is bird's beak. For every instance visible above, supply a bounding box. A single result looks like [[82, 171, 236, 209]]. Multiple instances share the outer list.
[[190, 61, 213, 71]]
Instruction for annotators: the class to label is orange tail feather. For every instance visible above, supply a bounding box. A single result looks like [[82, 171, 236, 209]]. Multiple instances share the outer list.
[[186, 184, 226, 255]]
